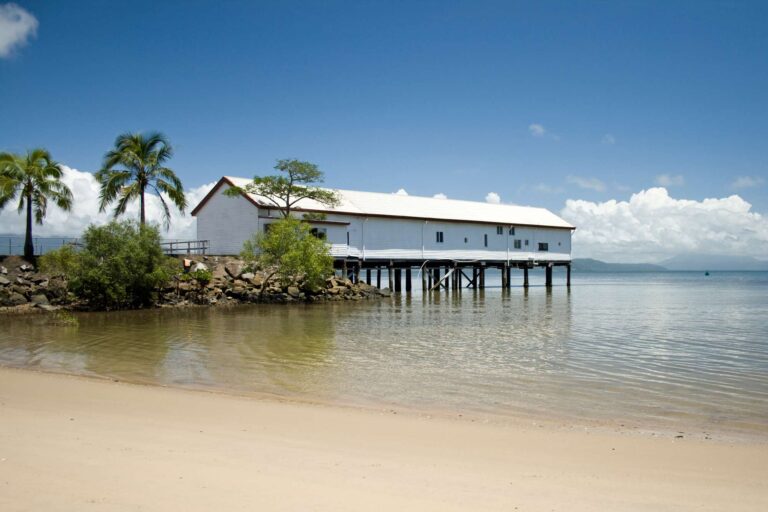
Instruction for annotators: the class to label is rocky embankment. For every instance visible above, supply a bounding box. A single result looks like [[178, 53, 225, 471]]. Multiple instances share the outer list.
[[0, 255, 390, 314], [163, 256, 390, 306]]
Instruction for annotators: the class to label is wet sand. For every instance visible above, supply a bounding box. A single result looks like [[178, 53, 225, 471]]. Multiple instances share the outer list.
[[0, 367, 766, 511]]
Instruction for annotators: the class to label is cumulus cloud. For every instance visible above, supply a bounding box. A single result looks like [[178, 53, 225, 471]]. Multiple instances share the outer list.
[[394, 188, 408, 196], [655, 174, 684, 187], [561, 187, 768, 261], [485, 192, 501, 204], [731, 176, 765, 189], [432, 193, 447, 200], [528, 124, 546, 137], [0, 3, 38, 58], [601, 134, 616, 145], [0, 166, 215, 239], [567, 175, 606, 192]]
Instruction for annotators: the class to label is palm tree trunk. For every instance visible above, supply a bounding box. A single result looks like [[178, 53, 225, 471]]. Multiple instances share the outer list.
[[140, 186, 146, 225], [24, 193, 34, 261]]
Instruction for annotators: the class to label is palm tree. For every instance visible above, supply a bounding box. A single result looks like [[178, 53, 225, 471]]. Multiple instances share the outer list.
[[95, 132, 187, 228], [0, 149, 73, 261]]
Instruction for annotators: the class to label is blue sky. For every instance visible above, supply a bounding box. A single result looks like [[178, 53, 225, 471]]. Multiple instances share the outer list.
[[1, 1, 767, 260]]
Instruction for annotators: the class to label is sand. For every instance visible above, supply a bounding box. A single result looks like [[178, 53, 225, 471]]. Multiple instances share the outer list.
[[0, 367, 766, 511]]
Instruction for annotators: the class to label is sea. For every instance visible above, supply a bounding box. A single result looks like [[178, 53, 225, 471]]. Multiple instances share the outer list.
[[1, 271, 767, 439]]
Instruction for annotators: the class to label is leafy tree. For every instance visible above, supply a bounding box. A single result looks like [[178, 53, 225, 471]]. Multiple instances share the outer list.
[[226, 159, 340, 217], [241, 217, 333, 293], [95, 132, 186, 228], [0, 149, 73, 261], [39, 244, 79, 276], [68, 221, 173, 309]]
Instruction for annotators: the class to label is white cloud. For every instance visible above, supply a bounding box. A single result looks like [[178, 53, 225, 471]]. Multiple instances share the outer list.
[[561, 187, 768, 261], [0, 3, 38, 58], [0, 165, 215, 239], [432, 193, 447, 200], [731, 176, 765, 189], [528, 124, 546, 137], [601, 134, 616, 145], [567, 175, 606, 192], [394, 188, 408, 196], [533, 183, 564, 194], [485, 192, 501, 204], [655, 174, 685, 187]]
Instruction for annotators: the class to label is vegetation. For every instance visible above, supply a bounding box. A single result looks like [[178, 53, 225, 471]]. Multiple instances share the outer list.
[[95, 132, 186, 228], [39, 244, 79, 276], [0, 149, 73, 261], [225, 159, 340, 217], [67, 221, 174, 310], [241, 217, 333, 291]]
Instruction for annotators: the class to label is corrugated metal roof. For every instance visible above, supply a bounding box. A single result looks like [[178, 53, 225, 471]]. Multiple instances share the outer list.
[[223, 176, 574, 229]]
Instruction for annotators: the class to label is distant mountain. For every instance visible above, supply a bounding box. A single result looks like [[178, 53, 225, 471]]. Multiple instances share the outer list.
[[660, 254, 768, 271], [571, 258, 667, 272]]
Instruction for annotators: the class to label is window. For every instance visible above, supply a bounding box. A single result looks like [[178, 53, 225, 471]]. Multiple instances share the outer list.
[[263, 223, 272, 233], [464, 237, 468, 244], [436, 231, 444, 243], [346, 231, 350, 245], [538, 242, 549, 251], [514, 239, 522, 249], [496, 226, 503, 235], [484, 234, 488, 247], [310, 227, 327, 240], [509, 227, 515, 236], [525, 239, 529, 246]]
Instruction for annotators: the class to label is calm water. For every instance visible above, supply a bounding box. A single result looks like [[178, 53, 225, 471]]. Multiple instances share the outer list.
[[2, 271, 767, 437]]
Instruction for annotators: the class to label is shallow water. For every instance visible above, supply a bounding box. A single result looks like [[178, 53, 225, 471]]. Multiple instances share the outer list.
[[2, 271, 767, 436]]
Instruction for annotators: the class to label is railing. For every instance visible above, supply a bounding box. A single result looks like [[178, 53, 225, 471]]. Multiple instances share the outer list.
[[0, 236, 209, 257], [160, 240, 209, 255]]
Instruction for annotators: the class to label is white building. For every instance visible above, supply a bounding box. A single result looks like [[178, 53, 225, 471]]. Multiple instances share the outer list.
[[192, 177, 574, 286]]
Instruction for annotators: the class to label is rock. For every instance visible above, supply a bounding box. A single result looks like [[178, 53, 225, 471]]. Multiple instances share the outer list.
[[16, 277, 28, 285], [19, 264, 32, 272], [0, 266, 7, 275], [287, 286, 301, 298], [225, 262, 243, 279], [193, 262, 208, 272], [328, 286, 344, 295], [377, 288, 392, 297], [0, 276, 9, 286], [7, 292, 27, 306], [178, 282, 192, 292], [31, 274, 49, 284], [241, 272, 255, 281], [30, 294, 49, 305], [36, 303, 59, 312], [341, 278, 353, 287]]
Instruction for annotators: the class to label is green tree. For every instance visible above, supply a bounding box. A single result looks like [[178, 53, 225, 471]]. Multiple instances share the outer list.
[[95, 132, 186, 228], [241, 217, 333, 293], [69, 221, 173, 309], [226, 159, 340, 217], [0, 149, 73, 261]]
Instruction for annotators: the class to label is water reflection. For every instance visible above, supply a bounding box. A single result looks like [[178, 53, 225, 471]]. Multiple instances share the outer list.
[[1, 273, 767, 436]]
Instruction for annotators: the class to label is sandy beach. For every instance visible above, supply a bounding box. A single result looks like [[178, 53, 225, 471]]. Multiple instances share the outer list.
[[0, 367, 766, 511]]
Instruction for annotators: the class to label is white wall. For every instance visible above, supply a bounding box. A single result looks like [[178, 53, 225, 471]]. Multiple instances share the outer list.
[[196, 186, 571, 261]]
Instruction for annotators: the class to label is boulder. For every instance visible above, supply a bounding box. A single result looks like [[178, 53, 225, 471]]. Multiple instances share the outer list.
[[31, 274, 50, 284], [377, 288, 392, 297], [0, 276, 9, 286], [0, 266, 7, 275], [19, 264, 32, 272], [36, 303, 58, 312], [30, 294, 49, 305], [7, 292, 27, 306], [224, 262, 243, 279], [328, 286, 344, 295], [241, 272, 255, 281], [287, 286, 301, 298]]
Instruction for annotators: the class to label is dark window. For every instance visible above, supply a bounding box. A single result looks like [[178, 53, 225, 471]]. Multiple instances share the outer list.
[[436, 231, 444, 243], [538, 242, 549, 251], [346, 231, 350, 245], [263, 223, 272, 233], [514, 239, 522, 249], [496, 226, 503, 235], [509, 227, 515, 236], [525, 239, 529, 246], [484, 234, 488, 247], [310, 227, 327, 240], [464, 237, 468, 243]]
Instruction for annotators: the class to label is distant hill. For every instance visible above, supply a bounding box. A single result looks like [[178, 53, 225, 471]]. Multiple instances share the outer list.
[[660, 254, 768, 271], [571, 258, 667, 272]]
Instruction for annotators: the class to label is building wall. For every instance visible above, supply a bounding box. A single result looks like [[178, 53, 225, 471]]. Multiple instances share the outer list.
[[196, 184, 571, 261]]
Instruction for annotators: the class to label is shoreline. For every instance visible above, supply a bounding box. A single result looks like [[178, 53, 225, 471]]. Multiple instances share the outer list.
[[2, 367, 767, 511]]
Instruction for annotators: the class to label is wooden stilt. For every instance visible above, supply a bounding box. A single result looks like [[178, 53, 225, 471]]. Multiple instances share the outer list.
[[366, 268, 371, 285], [566, 264, 571, 288], [472, 267, 478, 289], [354, 264, 360, 284], [421, 267, 427, 291], [388, 265, 394, 290], [523, 267, 529, 288], [343, 260, 348, 280], [394, 268, 402, 292], [506, 264, 511, 289], [405, 267, 412, 292], [479, 266, 485, 289], [458, 267, 463, 288], [434, 268, 440, 290], [545, 265, 553, 288], [376, 267, 381, 288], [501, 264, 508, 289], [427, 267, 433, 290]]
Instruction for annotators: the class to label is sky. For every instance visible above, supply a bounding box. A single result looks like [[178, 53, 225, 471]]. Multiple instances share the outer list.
[[1, 0, 767, 262]]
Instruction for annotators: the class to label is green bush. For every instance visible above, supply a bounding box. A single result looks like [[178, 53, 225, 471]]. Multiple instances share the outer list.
[[243, 217, 333, 290], [191, 268, 212, 287], [39, 245, 79, 276], [68, 221, 172, 309]]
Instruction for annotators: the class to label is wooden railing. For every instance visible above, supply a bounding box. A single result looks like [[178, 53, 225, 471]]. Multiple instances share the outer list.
[[160, 240, 209, 255]]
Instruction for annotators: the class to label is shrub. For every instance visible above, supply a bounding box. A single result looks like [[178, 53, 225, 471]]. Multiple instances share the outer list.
[[68, 221, 172, 309], [191, 268, 212, 287], [243, 217, 333, 290], [39, 245, 79, 277]]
